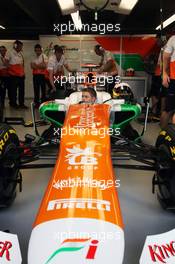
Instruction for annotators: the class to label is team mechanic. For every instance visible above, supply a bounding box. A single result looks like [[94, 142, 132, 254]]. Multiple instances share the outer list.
[[161, 35, 175, 128], [0, 46, 10, 108], [47, 46, 73, 99], [31, 44, 48, 108], [94, 45, 119, 95], [150, 41, 168, 117], [8, 40, 28, 109]]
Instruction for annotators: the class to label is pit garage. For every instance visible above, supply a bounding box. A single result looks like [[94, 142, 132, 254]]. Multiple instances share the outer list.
[[0, 1, 175, 263]]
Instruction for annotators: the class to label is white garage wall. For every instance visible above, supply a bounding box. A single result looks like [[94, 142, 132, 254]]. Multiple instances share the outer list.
[[0, 36, 151, 99]]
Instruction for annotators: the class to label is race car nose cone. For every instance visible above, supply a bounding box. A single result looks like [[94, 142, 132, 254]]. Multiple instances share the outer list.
[[28, 104, 124, 264], [28, 218, 124, 264]]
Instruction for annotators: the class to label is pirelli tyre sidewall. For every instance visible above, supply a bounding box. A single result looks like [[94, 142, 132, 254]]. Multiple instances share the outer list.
[[156, 127, 175, 207], [0, 123, 20, 207]]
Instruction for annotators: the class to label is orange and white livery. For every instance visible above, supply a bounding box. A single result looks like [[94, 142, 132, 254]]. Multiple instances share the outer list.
[[164, 36, 175, 79], [154, 52, 162, 76], [8, 49, 24, 77], [31, 53, 48, 75], [100, 51, 118, 76], [28, 104, 124, 264]]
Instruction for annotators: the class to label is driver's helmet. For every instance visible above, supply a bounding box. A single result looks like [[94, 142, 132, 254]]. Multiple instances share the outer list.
[[112, 82, 134, 102]]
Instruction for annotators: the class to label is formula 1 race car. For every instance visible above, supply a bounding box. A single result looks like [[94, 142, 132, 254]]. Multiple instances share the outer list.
[[0, 89, 175, 263], [0, 88, 174, 210]]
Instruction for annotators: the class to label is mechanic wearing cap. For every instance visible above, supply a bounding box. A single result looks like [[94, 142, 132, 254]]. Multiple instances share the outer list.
[[8, 40, 27, 109], [0, 46, 10, 108], [161, 35, 175, 128], [81, 87, 97, 104], [31, 44, 48, 108], [47, 46, 73, 99], [94, 45, 119, 95]]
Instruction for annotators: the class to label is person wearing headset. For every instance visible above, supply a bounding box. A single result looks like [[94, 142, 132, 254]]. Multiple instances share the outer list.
[[94, 44, 119, 95], [31, 44, 48, 108], [47, 45, 73, 99], [8, 40, 27, 109]]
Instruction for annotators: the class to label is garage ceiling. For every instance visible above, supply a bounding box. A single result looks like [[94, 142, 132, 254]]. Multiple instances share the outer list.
[[0, 0, 174, 39]]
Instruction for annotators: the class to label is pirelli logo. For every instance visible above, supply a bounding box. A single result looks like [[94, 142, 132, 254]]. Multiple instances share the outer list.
[[47, 198, 111, 212]]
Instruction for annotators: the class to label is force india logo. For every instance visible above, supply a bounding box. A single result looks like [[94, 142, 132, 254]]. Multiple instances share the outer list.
[[45, 238, 99, 264], [47, 198, 111, 212], [65, 146, 102, 165]]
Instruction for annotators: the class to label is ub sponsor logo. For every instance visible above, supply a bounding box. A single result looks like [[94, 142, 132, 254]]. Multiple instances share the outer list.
[[65, 146, 101, 165]]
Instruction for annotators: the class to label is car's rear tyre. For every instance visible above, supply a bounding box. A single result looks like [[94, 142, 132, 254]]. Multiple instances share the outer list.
[[0, 123, 21, 207]]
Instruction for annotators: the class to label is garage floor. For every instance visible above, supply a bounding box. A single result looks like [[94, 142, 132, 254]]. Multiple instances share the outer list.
[[0, 101, 175, 264]]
